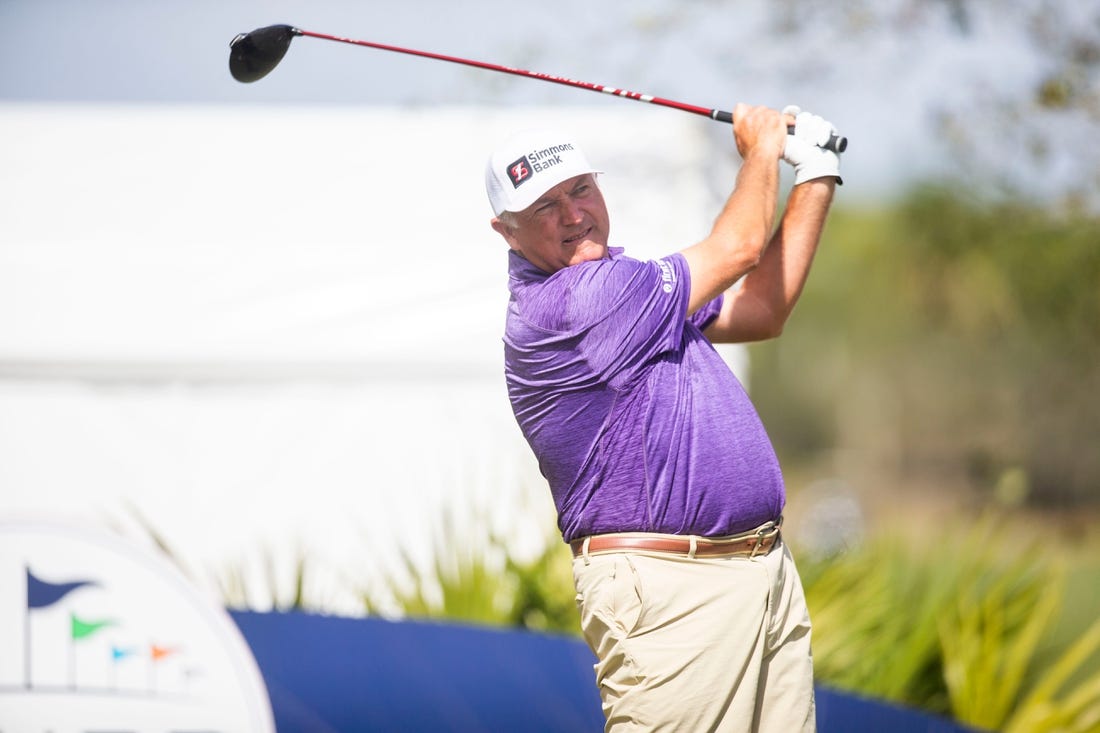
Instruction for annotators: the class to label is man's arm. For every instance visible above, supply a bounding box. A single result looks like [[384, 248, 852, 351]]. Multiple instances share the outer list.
[[679, 104, 789, 316], [703, 177, 835, 343]]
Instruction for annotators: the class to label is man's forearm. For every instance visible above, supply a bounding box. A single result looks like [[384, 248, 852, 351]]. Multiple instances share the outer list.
[[682, 149, 781, 315], [740, 178, 835, 321], [711, 149, 781, 261], [702, 178, 835, 343]]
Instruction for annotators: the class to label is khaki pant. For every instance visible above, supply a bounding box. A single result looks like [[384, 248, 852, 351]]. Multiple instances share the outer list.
[[572, 540, 815, 732]]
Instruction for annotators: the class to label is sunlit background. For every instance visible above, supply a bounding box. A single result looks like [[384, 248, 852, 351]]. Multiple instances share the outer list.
[[2, 1, 1098, 729]]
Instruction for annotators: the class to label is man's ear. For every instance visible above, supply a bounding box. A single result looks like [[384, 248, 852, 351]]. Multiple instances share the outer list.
[[490, 217, 522, 252]]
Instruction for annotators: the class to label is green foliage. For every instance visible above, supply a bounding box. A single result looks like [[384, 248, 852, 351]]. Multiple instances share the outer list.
[[801, 539, 954, 709], [753, 188, 1100, 505], [938, 551, 1062, 728], [503, 538, 581, 633], [362, 547, 510, 625], [799, 516, 1100, 732], [894, 187, 1100, 349], [216, 548, 309, 612], [1004, 616, 1100, 733], [359, 512, 579, 634]]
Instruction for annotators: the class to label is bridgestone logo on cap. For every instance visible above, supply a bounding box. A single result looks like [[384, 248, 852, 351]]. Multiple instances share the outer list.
[[507, 157, 533, 189]]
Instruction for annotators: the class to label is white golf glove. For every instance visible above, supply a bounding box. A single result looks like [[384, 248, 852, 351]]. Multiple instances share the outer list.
[[782, 105, 843, 185]]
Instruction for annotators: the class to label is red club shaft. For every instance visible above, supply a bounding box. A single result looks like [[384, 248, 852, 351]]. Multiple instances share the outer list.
[[295, 29, 732, 123]]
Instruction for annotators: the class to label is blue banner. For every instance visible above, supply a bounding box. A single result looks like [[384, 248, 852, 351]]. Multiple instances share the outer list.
[[230, 611, 980, 733]]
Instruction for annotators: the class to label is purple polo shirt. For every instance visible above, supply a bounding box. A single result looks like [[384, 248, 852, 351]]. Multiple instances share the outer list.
[[504, 247, 785, 543]]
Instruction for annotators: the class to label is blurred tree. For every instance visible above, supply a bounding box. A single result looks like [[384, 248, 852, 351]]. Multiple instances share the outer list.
[[895, 188, 1100, 505], [765, 0, 1100, 211], [752, 189, 1099, 508]]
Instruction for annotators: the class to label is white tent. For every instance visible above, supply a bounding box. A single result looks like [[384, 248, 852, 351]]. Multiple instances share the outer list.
[[0, 103, 734, 613]]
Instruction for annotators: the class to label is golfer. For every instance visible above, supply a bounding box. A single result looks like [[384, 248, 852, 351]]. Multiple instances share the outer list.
[[485, 103, 840, 732]]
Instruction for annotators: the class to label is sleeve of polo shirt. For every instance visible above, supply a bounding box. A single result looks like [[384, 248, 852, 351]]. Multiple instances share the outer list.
[[564, 253, 691, 387], [689, 293, 724, 332]]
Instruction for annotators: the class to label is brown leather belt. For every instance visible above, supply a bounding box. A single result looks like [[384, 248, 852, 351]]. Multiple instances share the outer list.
[[571, 519, 782, 560]]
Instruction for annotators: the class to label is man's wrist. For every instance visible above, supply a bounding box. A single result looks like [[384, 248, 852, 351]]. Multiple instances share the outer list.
[[793, 174, 840, 188]]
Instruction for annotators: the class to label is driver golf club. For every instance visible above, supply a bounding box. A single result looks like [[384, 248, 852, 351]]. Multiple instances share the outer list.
[[228, 24, 848, 153]]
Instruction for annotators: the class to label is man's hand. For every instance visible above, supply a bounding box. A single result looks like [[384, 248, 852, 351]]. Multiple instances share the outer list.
[[782, 105, 843, 185], [732, 103, 788, 161]]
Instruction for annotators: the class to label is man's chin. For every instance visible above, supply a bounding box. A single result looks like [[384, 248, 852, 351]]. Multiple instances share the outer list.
[[569, 242, 609, 266]]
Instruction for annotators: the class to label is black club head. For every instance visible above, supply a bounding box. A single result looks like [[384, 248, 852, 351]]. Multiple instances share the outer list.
[[229, 24, 300, 83]]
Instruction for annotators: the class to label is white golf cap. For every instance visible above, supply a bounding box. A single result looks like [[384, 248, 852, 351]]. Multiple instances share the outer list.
[[485, 129, 601, 216]]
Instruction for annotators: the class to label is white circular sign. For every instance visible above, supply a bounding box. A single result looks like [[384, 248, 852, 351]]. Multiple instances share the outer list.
[[0, 517, 275, 733]]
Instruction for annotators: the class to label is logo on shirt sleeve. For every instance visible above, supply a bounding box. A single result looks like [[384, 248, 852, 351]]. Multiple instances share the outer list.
[[657, 259, 676, 293]]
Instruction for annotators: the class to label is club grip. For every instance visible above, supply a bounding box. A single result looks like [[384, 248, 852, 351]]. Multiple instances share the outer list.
[[818, 131, 848, 154], [711, 110, 847, 153]]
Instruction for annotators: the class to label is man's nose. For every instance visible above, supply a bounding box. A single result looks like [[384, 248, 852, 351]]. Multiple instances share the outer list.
[[559, 197, 584, 224]]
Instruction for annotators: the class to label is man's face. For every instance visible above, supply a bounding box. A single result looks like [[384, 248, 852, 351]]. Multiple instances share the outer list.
[[491, 174, 610, 274]]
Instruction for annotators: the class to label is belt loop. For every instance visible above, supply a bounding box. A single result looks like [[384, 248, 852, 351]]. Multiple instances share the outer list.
[[582, 536, 592, 566], [688, 535, 698, 559], [750, 528, 767, 559], [751, 517, 781, 558]]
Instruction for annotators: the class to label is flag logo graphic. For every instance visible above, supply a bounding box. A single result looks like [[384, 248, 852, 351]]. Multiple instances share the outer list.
[[1, 518, 274, 732], [26, 568, 96, 609]]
